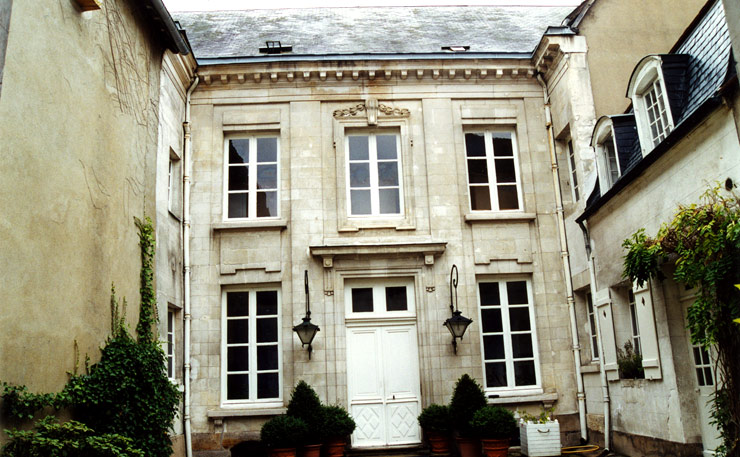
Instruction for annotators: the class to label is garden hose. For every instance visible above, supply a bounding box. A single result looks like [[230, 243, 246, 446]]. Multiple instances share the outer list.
[[561, 444, 602, 454]]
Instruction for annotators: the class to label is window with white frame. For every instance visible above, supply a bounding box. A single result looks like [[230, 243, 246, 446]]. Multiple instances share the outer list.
[[477, 279, 540, 392], [222, 289, 281, 404], [692, 345, 713, 387], [225, 136, 279, 219], [628, 56, 675, 153], [592, 119, 621, 190], [346, 133, 403, 216], [641, 78, 672, 146], [567, 140, 580, 202], [586, 292, 599, 361], [627, 290, 642, 355], [465, 131, 522, 211], [166, 309, 175, 379], [168, 148, 182, 215], [344, 277, 416, 320]]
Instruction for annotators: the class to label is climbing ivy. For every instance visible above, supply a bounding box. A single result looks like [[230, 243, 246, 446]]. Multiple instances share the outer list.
[[622, 186, 740, 456], [1, 217, 180, 457]]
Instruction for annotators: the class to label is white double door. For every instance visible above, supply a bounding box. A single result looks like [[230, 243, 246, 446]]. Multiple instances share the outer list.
[[346, 323, 422, 448]]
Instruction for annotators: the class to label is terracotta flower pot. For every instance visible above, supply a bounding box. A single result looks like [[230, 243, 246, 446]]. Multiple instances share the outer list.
[[426, 430, 453, 454], [303, 444, 322, 457], [269, 448, 297, 457], [324, 437, 347, 457], [456, 436, 482, 457], [481, 438, 509, 457]]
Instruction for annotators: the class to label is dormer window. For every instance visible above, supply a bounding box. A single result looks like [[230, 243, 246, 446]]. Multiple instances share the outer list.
[[592, 117, 621, 190]]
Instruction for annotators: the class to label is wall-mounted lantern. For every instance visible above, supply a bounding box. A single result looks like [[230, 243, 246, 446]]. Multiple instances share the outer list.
[[443, 264, 473, 354], [293, 270, 320, 359]]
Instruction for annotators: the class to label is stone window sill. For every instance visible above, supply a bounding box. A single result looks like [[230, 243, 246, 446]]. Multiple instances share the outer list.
[[465, 212, 536, 223], [207, 407, 287, 419], [581, 363, 601, 374], [486, 392, 557, 405], [213, 219, 288, 231]]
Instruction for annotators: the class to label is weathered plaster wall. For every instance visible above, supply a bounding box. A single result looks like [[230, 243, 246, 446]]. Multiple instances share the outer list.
[[0, 0, 163, 434]]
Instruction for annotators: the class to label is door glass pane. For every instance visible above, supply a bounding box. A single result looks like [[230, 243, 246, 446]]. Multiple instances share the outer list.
[[349, 136, 369, 160], [696, 368, 706, 386], [227, 346, 250, 371], [228, 166, 249, 190], [350, 190, 371, 215], [467, 159, 489, 184], [514, 360, 536, 386], [257, 345, 279, 370], [506, 281, 528, 304], [229, 140, 249, 164], [511, 334, 533, 358], [257, 137, 277, 162], [492, 133, 513, 157], [509, 308, 531, 331], [470, 186, 492, 210], [483, 335, 505, 360], [256, 291, 278, 315], [227, 292, 250, 317], [257, 164, 277, 189], [256, 191, 277, 217], [227, 374, 249, 400], [378, 189, 400, 214], [257, 373, 280, 399], [465, 133, 485, 157], [385, 286, 408, 311], [485, 362, 507, 387], [376, 135, 397, 160], [350, 163, 370, 187], [256, 317, 278, 343], [497, 185, 519, 210], [481, 308, 502, 333], [351, 288, 373, 313], [377, 162, 399, 186], [227, 320, 249, 343], [704, 367, 713, 386], [479, 282, 500, 306], [228, 194, 248, 218]]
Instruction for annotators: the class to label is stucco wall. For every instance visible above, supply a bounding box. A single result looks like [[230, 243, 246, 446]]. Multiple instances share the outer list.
[[0, 0, 164, 435]]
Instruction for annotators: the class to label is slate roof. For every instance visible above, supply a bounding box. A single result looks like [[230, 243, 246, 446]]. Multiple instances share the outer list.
[[173, 7, 574, 60]]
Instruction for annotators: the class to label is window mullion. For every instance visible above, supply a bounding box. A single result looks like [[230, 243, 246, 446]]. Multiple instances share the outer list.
[[248, 138, 257, 219], [248, 290, 256, 401], [484, 132, 498, 211], [369, 134, 380, 215]]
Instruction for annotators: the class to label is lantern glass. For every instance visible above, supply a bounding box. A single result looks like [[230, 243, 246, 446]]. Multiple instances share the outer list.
[[444, 310, 472, 339], [293, 318, 320, 346]]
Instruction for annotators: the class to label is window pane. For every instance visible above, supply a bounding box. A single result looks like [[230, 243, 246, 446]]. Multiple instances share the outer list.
[[514, 361, 536, 386], [349, 163, 370, 187], [257, 345, 279, 370], [701, 348, 710, 365], [257, 373, 280, 399], [704, 367, 713, 386], [470, 186, 492, 211], [228, 346, 250, 371], [481, 308, 502, 333], [227, 292, 250, 317], [228, 194, 248, 218], [227, 374, 249, 400], [257, 164, 277, 189], [511, 334, 533, 358], [696, 368, 705, 386], [227, 320, 249, 344], [509, 308, 531, 331], [256, 317, 278, 343], [350, 190, 371, 215], [256, 191, 277, 218], [228, 166, 249, 191], [376, 135, 397, 160], [494, 158, 516, 183], [378, 189, 400, 214], [485, 362, 507, 388], [497, 185, 519, 210], [467, 159, 489, 184], [483, 335, 505, 360], [465, 133, 485, 157], [349, 136, 369, 160], [351, 288, 373, 312], [377, 161, 399, 186], [385, 286, 408, 311], [257, 138, 277, 162], [256, 291, 278, 315], [229, 140, 249, 164], [168, 357, 173, 377], [507, 281, 528, 305], [492, 133, 513, 157], [479, 282, 500, 306]]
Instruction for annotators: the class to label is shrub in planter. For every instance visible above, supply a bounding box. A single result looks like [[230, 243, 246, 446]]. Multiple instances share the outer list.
[[449, 374, 487, 437], [321, 405, 356, 457], [287, 381, 326, 446], [261, 415, 309, 457], [418, 404, 452, 454], [470, 406, 517, 457]]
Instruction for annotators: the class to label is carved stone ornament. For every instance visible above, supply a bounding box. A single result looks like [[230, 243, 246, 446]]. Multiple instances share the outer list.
[[333, 104, 365, 118], [379, 104, 410, 117], [333, 102, 410, 119]]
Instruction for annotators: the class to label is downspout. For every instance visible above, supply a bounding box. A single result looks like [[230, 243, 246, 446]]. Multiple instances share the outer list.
[[183, 75, 199, 457], [578, 220, 611, 451], [536, 74, 588, 442]]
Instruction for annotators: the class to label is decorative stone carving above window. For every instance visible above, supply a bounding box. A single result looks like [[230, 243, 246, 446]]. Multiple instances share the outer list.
[[333, 98, 410, 120]]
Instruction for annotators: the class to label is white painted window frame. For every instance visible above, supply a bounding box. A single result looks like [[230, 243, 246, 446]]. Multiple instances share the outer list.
[[166, 308, 175, 379], [592, 119, 621, 191], [464, 129, 523, 212], [628, 56, 675, 155], [566, 139, 580, 202], [627, 290, 642, 356], [476, 276, 542, 396], [220, 287, 283, 407], [344, 277, 416, 321], [586, 292, 599, 361], [344, 132, 405, 218], [222, 135, 281, 221]]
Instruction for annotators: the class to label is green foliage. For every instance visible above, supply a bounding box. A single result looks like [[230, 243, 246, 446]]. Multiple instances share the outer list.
[[449, 374, 487, 437], [1, 217, 180, 457], [260, 415, 309, 449], [616, 341, 644, 379], [321, 405, 356, 438], [517, 406, 555, 424], [417, 404, 451, 433], [1, 416, 143, 457], [287, 381, 325, 442], [621, 187, 740, 456], [470, 406, 517, 440]]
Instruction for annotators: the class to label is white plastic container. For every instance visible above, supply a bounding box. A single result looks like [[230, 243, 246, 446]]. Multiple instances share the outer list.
[[520, 419, 561, 456]]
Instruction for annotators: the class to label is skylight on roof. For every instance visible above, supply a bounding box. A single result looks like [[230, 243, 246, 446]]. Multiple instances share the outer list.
[[442, 46, 470, 52], [259, 41, 293, 54]]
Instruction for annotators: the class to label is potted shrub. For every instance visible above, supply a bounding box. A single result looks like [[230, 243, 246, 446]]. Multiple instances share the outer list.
[[518, 408, 560, 457], [470, 406, 517, 457], [449, 374, 488, 457], [321, 405, 356, 457], [418, 404, 453, 454], [261, 415, 309, 457], [287, 381, 326, 457]]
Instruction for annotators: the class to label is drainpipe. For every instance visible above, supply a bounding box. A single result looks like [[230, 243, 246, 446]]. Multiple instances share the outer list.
[[536, 74, 588, 442], [183, 75, 199, 457], [578, 220, 611, 451]]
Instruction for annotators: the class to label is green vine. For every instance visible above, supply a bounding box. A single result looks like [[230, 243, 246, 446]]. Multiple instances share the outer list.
[[622, 186, 740, 456], [1, 217, 179, 457]]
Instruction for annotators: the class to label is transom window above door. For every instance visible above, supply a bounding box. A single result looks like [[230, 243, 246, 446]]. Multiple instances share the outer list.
[[225, 136, 279, 219], [345, 278, 416, 319], [346, 133, 403, 217], [464, 130, 522, 212]]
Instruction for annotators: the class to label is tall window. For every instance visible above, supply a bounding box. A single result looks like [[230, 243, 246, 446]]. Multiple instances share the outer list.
[[586, 293, 599, 361], [166, 309, 175, 379], [478, 279, 540, 391], [642, 78, 672, 147], [692, 345, 713, 387], [465, 131, 521, 211], [222, 289, 281, 404], [346, 133, 403, 216], [601, 134, 620, 188], [627, 290, 641, 355], [225, 137, 279, 219], [567, 140, 580, 202]]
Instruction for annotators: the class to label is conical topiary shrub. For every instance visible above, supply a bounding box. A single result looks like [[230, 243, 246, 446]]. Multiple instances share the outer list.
[[449, 374, 487, 438], [287, 381, 325, 444]]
